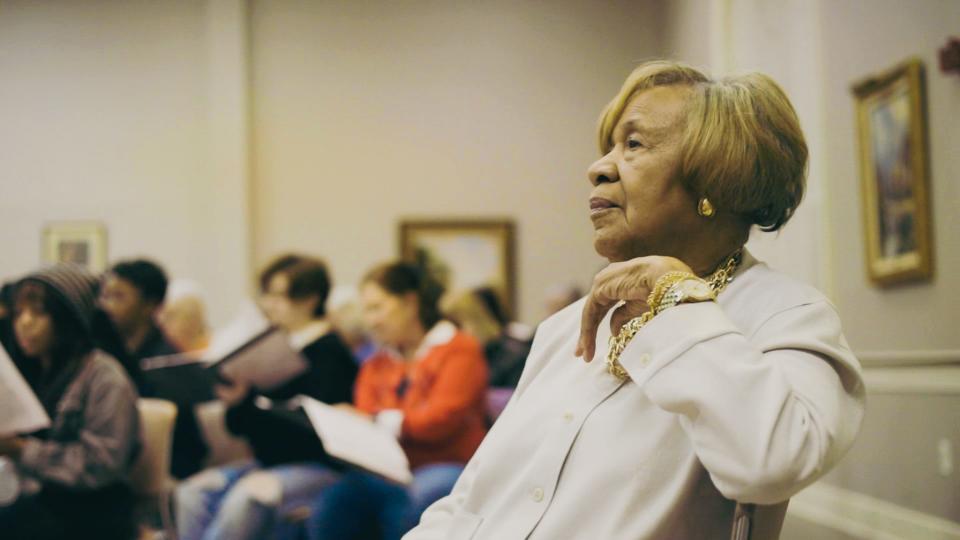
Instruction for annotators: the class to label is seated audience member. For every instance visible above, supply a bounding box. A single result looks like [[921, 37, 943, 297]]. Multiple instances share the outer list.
[[444, 287, 533, 389], [542, 282, 583, 319], [157, 279, 211, 355], [176, 254, 358, 540], [306, 261, 489, 540], [99, 258, 179, 365], [0, 264, 141, 540], [404, 60, 864, 539], [101, 260, 213, 478]]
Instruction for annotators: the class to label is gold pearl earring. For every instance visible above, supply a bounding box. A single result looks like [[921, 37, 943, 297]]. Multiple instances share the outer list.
[[697, 198, 715, 218]]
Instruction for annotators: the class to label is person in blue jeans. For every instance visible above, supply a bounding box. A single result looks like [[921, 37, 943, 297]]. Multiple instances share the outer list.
[[307, 464, 464, 540], [305, 262, 489, 540], [175, 255, 358, 540]]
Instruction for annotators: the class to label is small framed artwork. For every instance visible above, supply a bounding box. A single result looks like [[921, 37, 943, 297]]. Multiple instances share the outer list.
[[42, 222, 108, 273], [399, 219, 516, 318], [852, 58, 933, 287]]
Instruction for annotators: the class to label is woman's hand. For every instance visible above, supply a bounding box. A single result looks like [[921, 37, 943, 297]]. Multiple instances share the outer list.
[[576, 255, 693, 362], [0, 437, 26, 459], [214, 379, 252, 406]]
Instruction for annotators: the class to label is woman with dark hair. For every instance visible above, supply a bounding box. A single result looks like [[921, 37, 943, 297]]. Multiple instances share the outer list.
[[176, 254, 358, 540], [305, 261, 489, 540], [0, 265, 141, 540]]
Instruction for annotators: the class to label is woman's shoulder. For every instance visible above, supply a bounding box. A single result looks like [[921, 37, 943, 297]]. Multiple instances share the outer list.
[[725, 257, 836, 332], [303, 332, 355, 361], [83, 350, 139, 395]]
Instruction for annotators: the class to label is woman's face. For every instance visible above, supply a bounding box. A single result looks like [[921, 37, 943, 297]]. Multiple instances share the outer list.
[[587, 85, 700, 262], [259, 273, 317, 332], [360, 282, 420, 348], [14, 302, 55, 359]]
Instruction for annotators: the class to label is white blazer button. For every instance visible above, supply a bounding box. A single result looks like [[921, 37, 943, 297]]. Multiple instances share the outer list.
[[531, 487, 544, 502], [639, 353, 651, 366], [563, 412, 574, 422]]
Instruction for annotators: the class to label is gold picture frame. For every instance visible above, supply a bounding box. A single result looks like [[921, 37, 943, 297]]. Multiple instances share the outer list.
[[852, 59, 933, 287], [399, 219, 516, 318], [42, 221, 108, 273]]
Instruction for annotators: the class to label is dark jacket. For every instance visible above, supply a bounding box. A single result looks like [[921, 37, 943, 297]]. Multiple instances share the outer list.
[[225, 332, 358, 467]]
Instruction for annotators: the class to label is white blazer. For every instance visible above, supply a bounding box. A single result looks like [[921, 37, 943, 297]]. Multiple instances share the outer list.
[[405, 251, 865, 540]]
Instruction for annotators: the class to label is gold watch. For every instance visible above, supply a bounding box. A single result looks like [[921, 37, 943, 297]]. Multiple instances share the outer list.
[[655, 278, 716, 313]]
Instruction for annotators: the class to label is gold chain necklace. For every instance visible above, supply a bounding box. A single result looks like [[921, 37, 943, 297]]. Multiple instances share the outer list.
[[605, 249, 743, 382]]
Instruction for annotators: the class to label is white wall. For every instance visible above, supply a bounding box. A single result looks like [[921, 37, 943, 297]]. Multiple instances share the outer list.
[[248, 0, 665, 323], [0, 0, 252, 325]]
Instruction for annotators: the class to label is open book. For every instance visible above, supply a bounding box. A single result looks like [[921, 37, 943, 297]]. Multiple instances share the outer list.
[[0, 345, 50, 437], [208, 328, 309, 392], [143, 328, 309, 396], [300, 397, 413, 485]]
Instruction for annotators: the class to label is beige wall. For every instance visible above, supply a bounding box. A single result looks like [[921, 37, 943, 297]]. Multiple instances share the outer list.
[[248, 0, 664, 323], [819, 0, 960, 353], [0, 0, 252, 325]]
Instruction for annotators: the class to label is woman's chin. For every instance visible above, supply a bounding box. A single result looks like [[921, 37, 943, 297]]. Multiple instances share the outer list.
[[592, 233, 627, 262]]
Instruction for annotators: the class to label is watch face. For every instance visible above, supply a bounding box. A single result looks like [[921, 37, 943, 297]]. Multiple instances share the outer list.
[[679, 279, 714, 300]]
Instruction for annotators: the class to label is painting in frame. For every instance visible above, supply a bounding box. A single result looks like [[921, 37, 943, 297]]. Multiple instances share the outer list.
[[851, 58, 933, 287], [42, 222, 108, 273], [399, 219, 516, 318]]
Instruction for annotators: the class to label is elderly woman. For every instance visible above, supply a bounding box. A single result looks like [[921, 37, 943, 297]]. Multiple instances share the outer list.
[[406, 61, 865, 539], [306, 261, 489, 540]]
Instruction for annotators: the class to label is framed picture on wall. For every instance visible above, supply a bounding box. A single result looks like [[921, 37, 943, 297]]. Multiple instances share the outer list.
[[399, 219, 516, 318], [42, 222, 108, 273], [851, 58, 933, 287]]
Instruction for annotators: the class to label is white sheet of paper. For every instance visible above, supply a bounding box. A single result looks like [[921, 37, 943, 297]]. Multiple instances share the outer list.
[[0, 345, 50, 437], [300, 397, 413, 485]]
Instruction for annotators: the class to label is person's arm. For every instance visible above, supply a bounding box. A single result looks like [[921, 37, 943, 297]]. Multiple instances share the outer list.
[[400, 341, 488, 443], [17, 371, 140, 490], [619, 299, 864, 504]]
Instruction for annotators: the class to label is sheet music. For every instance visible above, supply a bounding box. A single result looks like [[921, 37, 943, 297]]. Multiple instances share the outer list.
[[0, 345, 50, 437], [301, 398, 413, 485], [216, 329, 309, 392], [202, 300, 270, 363]]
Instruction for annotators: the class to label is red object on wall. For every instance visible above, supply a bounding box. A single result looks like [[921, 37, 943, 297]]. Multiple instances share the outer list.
[[940, 37, 960, 75]]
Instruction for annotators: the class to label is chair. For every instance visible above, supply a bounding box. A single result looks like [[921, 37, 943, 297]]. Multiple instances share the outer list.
[[129, 398, 179, 539], [194, 400, 253, 468], [730, 501, 790, 540]]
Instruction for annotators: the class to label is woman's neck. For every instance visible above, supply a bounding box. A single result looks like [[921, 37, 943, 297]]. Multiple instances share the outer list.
[[287, 317, 325, 333], [396, 323, 428, 361]]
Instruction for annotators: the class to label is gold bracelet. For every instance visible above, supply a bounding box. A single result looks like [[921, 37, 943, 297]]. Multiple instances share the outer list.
[[647, 271, 695, 313]]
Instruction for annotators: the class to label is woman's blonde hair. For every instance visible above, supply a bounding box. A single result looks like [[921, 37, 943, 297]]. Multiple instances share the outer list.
[[598, 61, 808, 231]]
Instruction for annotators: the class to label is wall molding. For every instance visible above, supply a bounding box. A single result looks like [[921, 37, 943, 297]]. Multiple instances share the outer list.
[[857, 349, 960, 368], [789, 482, 960, 540], [864, 366, 960, 395]]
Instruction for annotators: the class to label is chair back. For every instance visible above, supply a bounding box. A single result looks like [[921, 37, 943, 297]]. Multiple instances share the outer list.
[[730, 501, 790, 540], [128, 398, 178, 496], [194, 400, 252, 467]]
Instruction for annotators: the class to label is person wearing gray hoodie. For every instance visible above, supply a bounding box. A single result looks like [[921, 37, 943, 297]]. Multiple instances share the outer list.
[[0, 264, 141, 540]]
